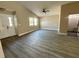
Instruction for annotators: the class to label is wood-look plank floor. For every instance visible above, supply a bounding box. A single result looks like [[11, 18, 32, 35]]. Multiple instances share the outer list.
[[1, 30, 79, 58]]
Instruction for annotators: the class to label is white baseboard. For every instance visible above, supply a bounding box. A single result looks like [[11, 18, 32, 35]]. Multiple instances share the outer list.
[[41, 29, 67, 35], [58, 32, 79, 36], [18, 31, 33, 36], [18, 29, 39, 36], [41, 28, 58, 31], [57, 32, 67, 35]]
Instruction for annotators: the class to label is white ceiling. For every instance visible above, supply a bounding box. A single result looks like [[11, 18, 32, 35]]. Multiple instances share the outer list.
[[17, 1, 72, 17]]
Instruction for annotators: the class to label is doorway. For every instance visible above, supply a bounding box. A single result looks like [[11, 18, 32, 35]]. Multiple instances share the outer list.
[[68, 14, 79, 36], [0, 13, 17, 39]]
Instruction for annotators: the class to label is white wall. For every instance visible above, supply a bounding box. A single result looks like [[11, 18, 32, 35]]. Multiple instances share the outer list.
[[0, 13, 4, 58], [40, 15, 59, 31], [0, 40, 4, 58], [0, 20, 2, 32]]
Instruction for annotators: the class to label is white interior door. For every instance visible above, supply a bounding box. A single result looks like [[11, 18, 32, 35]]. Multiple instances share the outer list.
[[0, 14, 16, 39]]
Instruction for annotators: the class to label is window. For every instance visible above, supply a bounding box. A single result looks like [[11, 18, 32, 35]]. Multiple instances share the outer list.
[[8, 17, 12, 27], [34, 18, 38, 26], [29, 17, 38, 26], [29, 17, 33, 26]]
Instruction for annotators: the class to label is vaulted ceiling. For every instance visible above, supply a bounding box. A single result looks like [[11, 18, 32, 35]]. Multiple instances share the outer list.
[[17, 1, 73, 17]]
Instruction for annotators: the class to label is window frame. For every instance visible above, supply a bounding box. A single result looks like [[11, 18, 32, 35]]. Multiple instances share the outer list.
[[29, 17, 38, 26]]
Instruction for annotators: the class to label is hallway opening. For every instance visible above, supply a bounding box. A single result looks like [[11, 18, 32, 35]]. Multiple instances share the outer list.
[[0, 13, 17, 39]]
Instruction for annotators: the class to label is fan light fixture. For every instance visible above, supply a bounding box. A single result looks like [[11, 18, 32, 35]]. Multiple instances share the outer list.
[[42, 8, 49, 14]]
